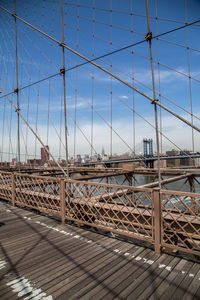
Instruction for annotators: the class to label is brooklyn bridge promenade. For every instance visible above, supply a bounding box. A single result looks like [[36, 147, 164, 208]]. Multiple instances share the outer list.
[[1, 200, 200, 300], [1, 0, 200, 298]]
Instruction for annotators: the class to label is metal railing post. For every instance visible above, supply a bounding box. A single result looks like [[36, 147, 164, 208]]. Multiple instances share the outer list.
[[188, 175, 195, 211], [153, 188, 161, 254], [60, 179, 66, 225], [11, 173, 16, 207]]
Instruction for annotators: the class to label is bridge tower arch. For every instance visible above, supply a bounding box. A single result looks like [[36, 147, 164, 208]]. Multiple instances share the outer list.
[[143, 139, 154, 168]]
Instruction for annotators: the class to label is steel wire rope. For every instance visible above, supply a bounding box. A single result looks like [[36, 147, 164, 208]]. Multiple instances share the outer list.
[[1, 5, 200, 134], [64, 10, 145, 38], [1, 20, 200, 128], [131, 0, 136, 155], [0, 21, 36, 164], [0, 18, 42, 163], [62, 35, 200, 123], [158, 38, 200, 54], [155, 0, 163, 153], [1, 3, 199, 79], [74, 56, 196, 160], [1, 13, 200, 126], [1, 43, 67, 162], [59, 92, 63, 161], [34, 50, 42, 160], [62, 1, 200, 27], [110, 0, 113, 157], [1, 12, 198, 165], [73, 0, 80, 159], [185, 0, 195, 153], [25, 37, 34, 166], [91, 0, 95, 158], [63, 22, 200, 85], [0, 24, 12, 163], [0, 18, 68, 159], [66, 77, 135, 154], [0, 21, 15, 162], [0, 86, 68, 176], [47, 43, 53, 146], [5, 17, 98, 160], [146, 0, 161, 187], [18, 20, 28, 163]]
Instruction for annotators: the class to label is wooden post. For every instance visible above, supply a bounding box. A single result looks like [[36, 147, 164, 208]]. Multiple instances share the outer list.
[[60, 179, 66, 225], [11, 173, 15, 207], [105, 177, 109, 194], [188, 175, 195, 211], [153, 188, 161, 254]]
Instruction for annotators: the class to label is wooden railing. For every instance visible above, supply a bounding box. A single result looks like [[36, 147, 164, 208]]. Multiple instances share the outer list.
[[0, 171, 200, 256]]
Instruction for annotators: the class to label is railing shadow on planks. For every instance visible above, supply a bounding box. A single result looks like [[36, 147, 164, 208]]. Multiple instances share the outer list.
[[0, 170, 200, 257]]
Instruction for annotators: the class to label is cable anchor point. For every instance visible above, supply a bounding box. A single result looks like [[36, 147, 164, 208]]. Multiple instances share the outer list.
[[145, 32, 152, 41], [60, 68, 65, 75], [151, 98, 158, 104]]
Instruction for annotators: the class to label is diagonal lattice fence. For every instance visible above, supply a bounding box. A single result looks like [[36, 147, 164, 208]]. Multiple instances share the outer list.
[[1, 171, 200, 256], [160, 190, 200, 256], [63, 178, 154, 242]]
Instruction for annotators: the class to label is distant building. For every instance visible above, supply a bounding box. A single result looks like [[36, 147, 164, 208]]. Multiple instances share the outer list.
[[166, 149, 180, 167], [27, 159, 41, 166], [41, 145, 49, 165]]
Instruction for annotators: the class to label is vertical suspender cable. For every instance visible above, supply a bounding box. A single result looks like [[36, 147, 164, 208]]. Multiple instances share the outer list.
[[155, 0, 162, 154], [60, 0, 69, 178], [91, 0, 95, 157], [185, 0, 195, 157], [110, 0, 113, 157], [14, 0, 20, 171], [131, 0, 135, 156], [145, 0, 161, 188]]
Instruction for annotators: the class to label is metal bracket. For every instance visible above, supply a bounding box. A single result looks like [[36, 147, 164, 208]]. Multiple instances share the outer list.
[[13, 88, 19, 94], [145, 32, 152, 41], [59, 42, 65, 47], [60, 68, 65, 75], [151, 98, 158, 104]]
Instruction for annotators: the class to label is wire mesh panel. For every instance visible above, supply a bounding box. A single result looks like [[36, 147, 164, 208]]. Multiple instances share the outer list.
[[0, 171, 12, 201], [161, 190, 200, 255], [14, 173, 61, 216], [64, 179, 154, 242]]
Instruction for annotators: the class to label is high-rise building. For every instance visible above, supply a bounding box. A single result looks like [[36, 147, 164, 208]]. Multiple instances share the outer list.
[[41, 145, 49, 165]]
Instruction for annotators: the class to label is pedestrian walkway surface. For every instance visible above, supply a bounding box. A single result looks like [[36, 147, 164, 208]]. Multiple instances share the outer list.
[[0, 200, 200, 300]]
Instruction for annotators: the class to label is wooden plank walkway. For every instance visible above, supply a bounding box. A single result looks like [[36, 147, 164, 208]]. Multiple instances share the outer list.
[[0, 201, 200, 300]]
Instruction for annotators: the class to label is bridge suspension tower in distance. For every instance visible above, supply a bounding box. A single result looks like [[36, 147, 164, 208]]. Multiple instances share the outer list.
[[143, 138, 153, 157]]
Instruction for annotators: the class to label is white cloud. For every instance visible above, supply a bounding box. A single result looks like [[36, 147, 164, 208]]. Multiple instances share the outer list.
[[1, 110, 199, 162]]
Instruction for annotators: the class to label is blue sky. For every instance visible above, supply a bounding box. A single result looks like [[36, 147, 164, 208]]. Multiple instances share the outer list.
[[0, 0, 200, 161]]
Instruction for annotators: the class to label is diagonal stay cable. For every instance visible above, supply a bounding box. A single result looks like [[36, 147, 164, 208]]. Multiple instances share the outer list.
[[1, 4, 200, 133], [0, 86, 68, 177]]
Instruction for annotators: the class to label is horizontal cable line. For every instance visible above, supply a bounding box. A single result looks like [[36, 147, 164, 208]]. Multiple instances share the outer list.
[[65, 12, 200, 54], [0, 86, 68, 176], [63, 1, 200, 26], [158, 37, 200, 53], [64, 11, 145, 37], [0, 72, 60, 99], [64, 36, 200, 122], [0, 3, 199, 74], [64, 21, 200, 83], [1, 4, 200, 134], [2, 23, 200, 128]]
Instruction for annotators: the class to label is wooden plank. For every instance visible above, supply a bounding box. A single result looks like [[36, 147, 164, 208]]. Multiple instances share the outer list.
[[75, 248, 153, 300], [136, 256, 180, 300], [182, 265, 200, 300], [160, 260, 195, 300], [172, 262, 200, 299], [43, 243, 136, 298]]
